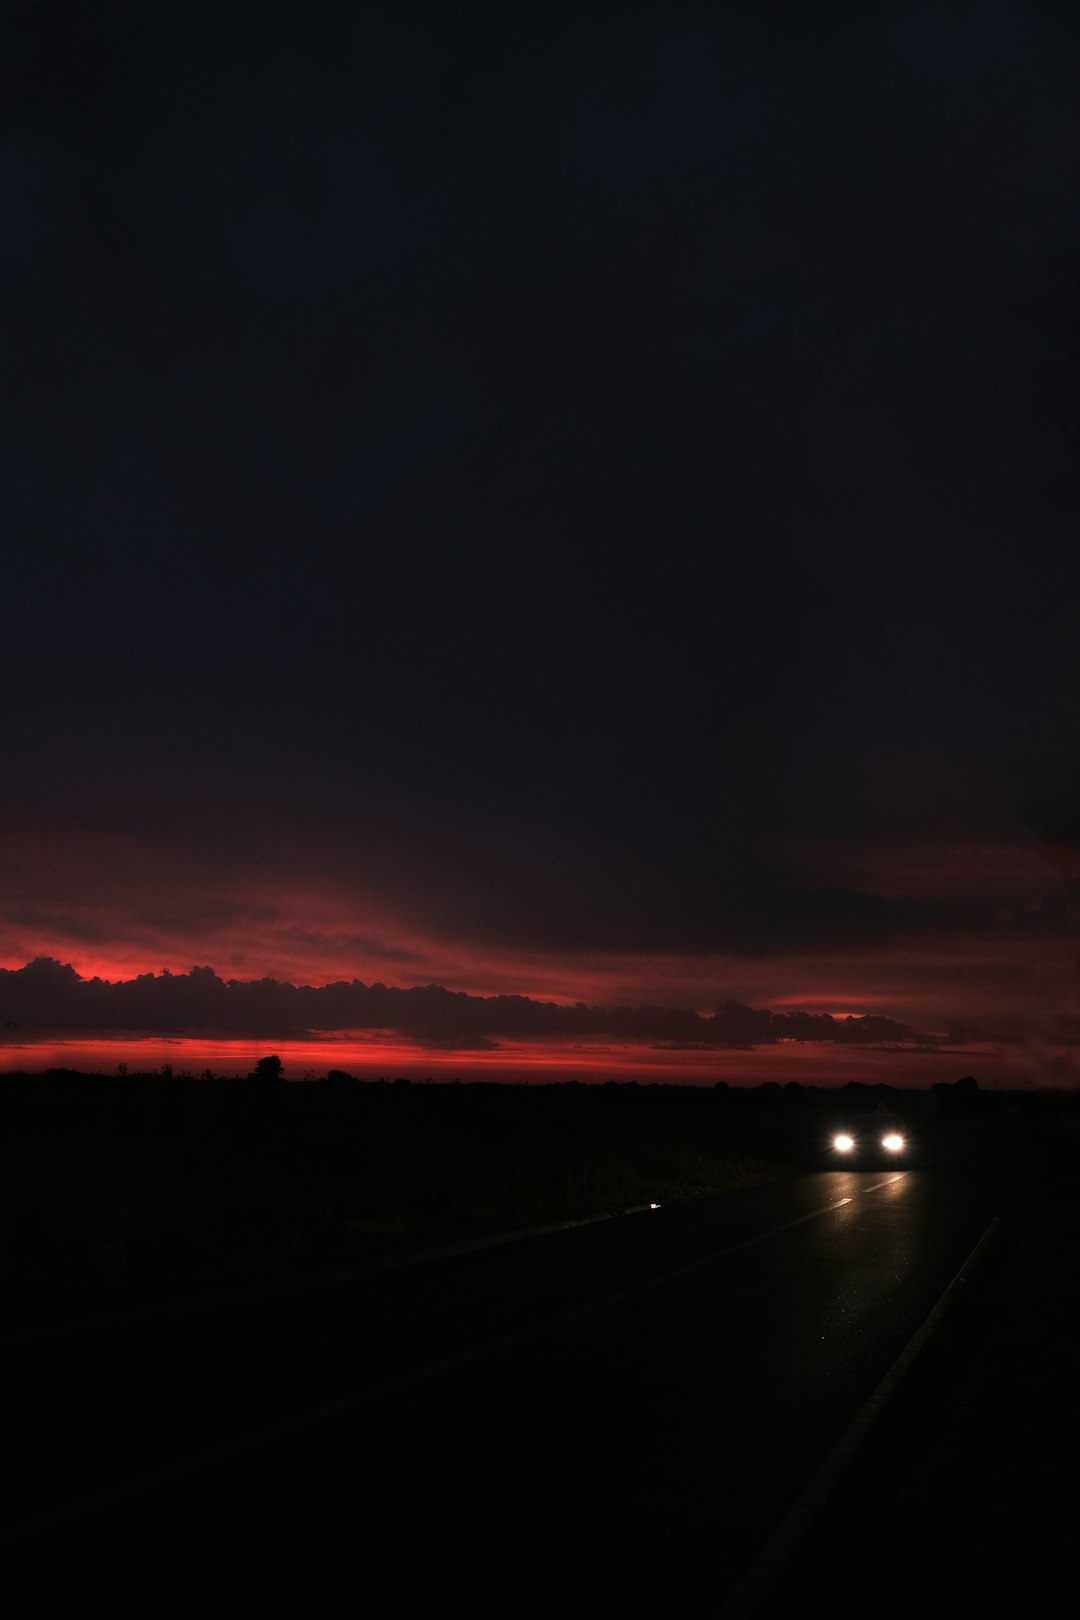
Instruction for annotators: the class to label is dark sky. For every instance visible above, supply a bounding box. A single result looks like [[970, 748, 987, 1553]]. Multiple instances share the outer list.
[[4, 0, 1079, 1083]]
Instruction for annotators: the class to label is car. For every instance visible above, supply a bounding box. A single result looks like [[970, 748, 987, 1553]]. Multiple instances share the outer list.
[[826, 1116, 912, 1164]]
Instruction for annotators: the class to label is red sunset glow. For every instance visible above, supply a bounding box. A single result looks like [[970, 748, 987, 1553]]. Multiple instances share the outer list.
[[1, 817, 1073, 1088], [4, 0, 1078, 1100], [0, 1031, 1025, 1089]]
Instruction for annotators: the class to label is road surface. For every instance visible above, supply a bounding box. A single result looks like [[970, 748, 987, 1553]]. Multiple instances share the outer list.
[[2, 1128, 1009, 1613]]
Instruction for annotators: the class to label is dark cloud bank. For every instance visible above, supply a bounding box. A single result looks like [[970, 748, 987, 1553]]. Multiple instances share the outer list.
[[2, 958, 941, 1052]]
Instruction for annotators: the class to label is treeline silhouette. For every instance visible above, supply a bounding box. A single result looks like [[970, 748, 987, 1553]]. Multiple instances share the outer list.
[[0, 1066, 1057, 1332], [0, 1065, 1004, 1153]]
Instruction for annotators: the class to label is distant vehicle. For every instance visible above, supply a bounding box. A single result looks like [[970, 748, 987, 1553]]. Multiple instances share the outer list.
[[827, 1117, 911, 1164]]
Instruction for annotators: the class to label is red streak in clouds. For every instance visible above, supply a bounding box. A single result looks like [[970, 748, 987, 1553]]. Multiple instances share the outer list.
[[0, 1033, 1020, 1089]]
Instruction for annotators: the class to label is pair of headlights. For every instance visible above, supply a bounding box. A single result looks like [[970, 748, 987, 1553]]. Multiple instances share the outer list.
[[833, 1132, 905, 1153]]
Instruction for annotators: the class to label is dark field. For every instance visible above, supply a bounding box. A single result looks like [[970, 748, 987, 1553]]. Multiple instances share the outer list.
[[0, 1069, 1040, 1332]]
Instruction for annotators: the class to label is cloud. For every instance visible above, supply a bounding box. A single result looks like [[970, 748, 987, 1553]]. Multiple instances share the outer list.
[[0, 958, 952, 1052], [1015, 755, 1080, 891], [705, 999, 916, 1048]]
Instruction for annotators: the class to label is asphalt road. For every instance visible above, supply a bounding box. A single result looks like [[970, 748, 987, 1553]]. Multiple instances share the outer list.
[[2, 1121, 1025, 1615], [751, 1115, 1080, 1620]]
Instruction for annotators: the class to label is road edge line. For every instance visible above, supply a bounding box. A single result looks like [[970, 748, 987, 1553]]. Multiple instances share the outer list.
[[715, 1214, 1003, 1617]]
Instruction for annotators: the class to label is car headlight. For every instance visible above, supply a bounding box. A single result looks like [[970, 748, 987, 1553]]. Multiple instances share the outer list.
[[833, 1133, 855, 1152], [882, 1133, 905, 1152]]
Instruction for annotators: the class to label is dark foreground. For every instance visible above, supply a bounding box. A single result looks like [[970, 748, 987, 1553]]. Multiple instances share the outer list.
[[2, 1069, 905, 1324], [1, 1075, 1077, 1615]]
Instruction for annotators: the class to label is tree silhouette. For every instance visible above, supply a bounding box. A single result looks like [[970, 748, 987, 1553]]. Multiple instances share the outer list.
[[249, 1054, 284, 1084]]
